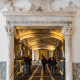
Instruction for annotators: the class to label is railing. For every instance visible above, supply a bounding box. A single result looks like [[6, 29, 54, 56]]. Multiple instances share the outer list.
[[32, 60, 41, 65]]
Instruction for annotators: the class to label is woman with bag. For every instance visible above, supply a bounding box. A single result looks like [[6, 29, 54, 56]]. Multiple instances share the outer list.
[[50, 57, 57, 77]]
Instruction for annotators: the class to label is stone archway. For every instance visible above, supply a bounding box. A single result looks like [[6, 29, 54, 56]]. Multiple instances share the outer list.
[[2, 4, 75, 80]]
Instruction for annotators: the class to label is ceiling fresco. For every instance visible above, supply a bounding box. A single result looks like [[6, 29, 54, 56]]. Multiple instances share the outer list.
[[15, 26, 64, 50]]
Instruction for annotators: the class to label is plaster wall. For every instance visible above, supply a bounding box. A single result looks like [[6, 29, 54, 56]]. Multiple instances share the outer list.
[[0, 12, 8, 61], [0, 12, 10, 80], [72, 12, 80, 63]]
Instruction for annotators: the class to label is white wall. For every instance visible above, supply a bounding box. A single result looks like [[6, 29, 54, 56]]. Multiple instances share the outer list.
[[0, 11, 10, 80], [0, 12, 8, 61], [72, 12, 80, 63]]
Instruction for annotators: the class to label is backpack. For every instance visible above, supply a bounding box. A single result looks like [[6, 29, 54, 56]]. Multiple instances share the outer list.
[[52, 60, 57, 66], [42, 58, 46, 64], [52, 61, 55, 66], [55, 60, 57, 65]]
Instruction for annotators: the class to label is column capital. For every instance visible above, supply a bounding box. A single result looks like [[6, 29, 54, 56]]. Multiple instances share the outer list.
[[62, 27, 74, 36], [5, 26, 15, 36]]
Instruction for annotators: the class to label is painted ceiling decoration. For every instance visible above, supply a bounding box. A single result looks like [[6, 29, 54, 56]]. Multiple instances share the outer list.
[[15, 27, 64, 50]]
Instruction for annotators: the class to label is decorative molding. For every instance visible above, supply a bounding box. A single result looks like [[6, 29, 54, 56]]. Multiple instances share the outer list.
[[3, 14, 74, 27], [36, 7, 43, 11], [28, 0, 53, 12], [5, 27, 15, 35], [62, 27, 74, 36], [27, 0, 80, 12], [2, 6, 76, 27], [2, 11, 76, 16], [1, 0, 80, 12], [28, 0, 53, 2]]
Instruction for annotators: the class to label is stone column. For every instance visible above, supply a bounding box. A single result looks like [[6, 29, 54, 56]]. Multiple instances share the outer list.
[[32, 49, 34, 61], [32, 49, 34, 65], [49, 50, 53, 57], [62, 27, 73, 80], [34, 50, 39, 61], [6, 27, 15, 80]]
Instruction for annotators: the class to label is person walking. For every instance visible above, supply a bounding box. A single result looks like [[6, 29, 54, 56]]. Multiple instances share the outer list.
[[41, 56, 47, 74], [50, 57, 57, 77], [23, 56, 32, 75], [28, 56, 32, 75], [23, 57, 28, 74], [48, 57, 51, 69]]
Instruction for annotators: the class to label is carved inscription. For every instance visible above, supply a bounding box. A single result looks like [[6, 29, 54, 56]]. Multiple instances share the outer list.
[[7, 21, 72, 26], [6, 16, 73, 26]]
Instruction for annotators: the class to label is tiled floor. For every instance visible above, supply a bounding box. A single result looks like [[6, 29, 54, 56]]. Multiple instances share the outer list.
[[28, 65, 55, 80], [15, 65, 62, 80]]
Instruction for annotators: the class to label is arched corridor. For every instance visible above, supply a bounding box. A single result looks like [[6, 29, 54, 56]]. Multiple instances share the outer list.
[[14, 27, 65, 80]]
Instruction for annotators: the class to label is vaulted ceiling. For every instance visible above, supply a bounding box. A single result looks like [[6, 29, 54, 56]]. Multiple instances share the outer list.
[[15, 26, 64, 50]]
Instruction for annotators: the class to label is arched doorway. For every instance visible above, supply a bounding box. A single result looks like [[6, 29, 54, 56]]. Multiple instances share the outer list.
[[2, 3, 75, 79]]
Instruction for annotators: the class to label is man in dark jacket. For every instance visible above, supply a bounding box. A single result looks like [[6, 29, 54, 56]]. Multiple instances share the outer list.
[[50, 57, 57, 77], [48, 57, 51, 69], [27, 56, 32, 75], [23, 56, 32, 75], [41, 56, 47, 74], [23, 57, 28, 73]]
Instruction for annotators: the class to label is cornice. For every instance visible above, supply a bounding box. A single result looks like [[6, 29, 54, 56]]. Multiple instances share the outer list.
[[2, 11, 76, 17], [28, 0, 53, 2]]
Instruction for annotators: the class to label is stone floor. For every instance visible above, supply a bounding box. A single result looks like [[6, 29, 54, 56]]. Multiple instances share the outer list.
[[15, 65, 62, 80]]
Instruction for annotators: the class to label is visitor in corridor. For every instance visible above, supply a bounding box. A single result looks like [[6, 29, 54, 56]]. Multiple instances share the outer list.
[[48, 57, 51, 69], [23, 56, 32, 75], [23, 57, 28, 74], [50, 57, 57, 77], [27, 56, 32, 75], [41, 56, 47, 74]]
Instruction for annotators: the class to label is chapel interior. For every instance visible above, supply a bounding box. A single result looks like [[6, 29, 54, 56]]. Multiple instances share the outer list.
[[14, 26, 65, 80]]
